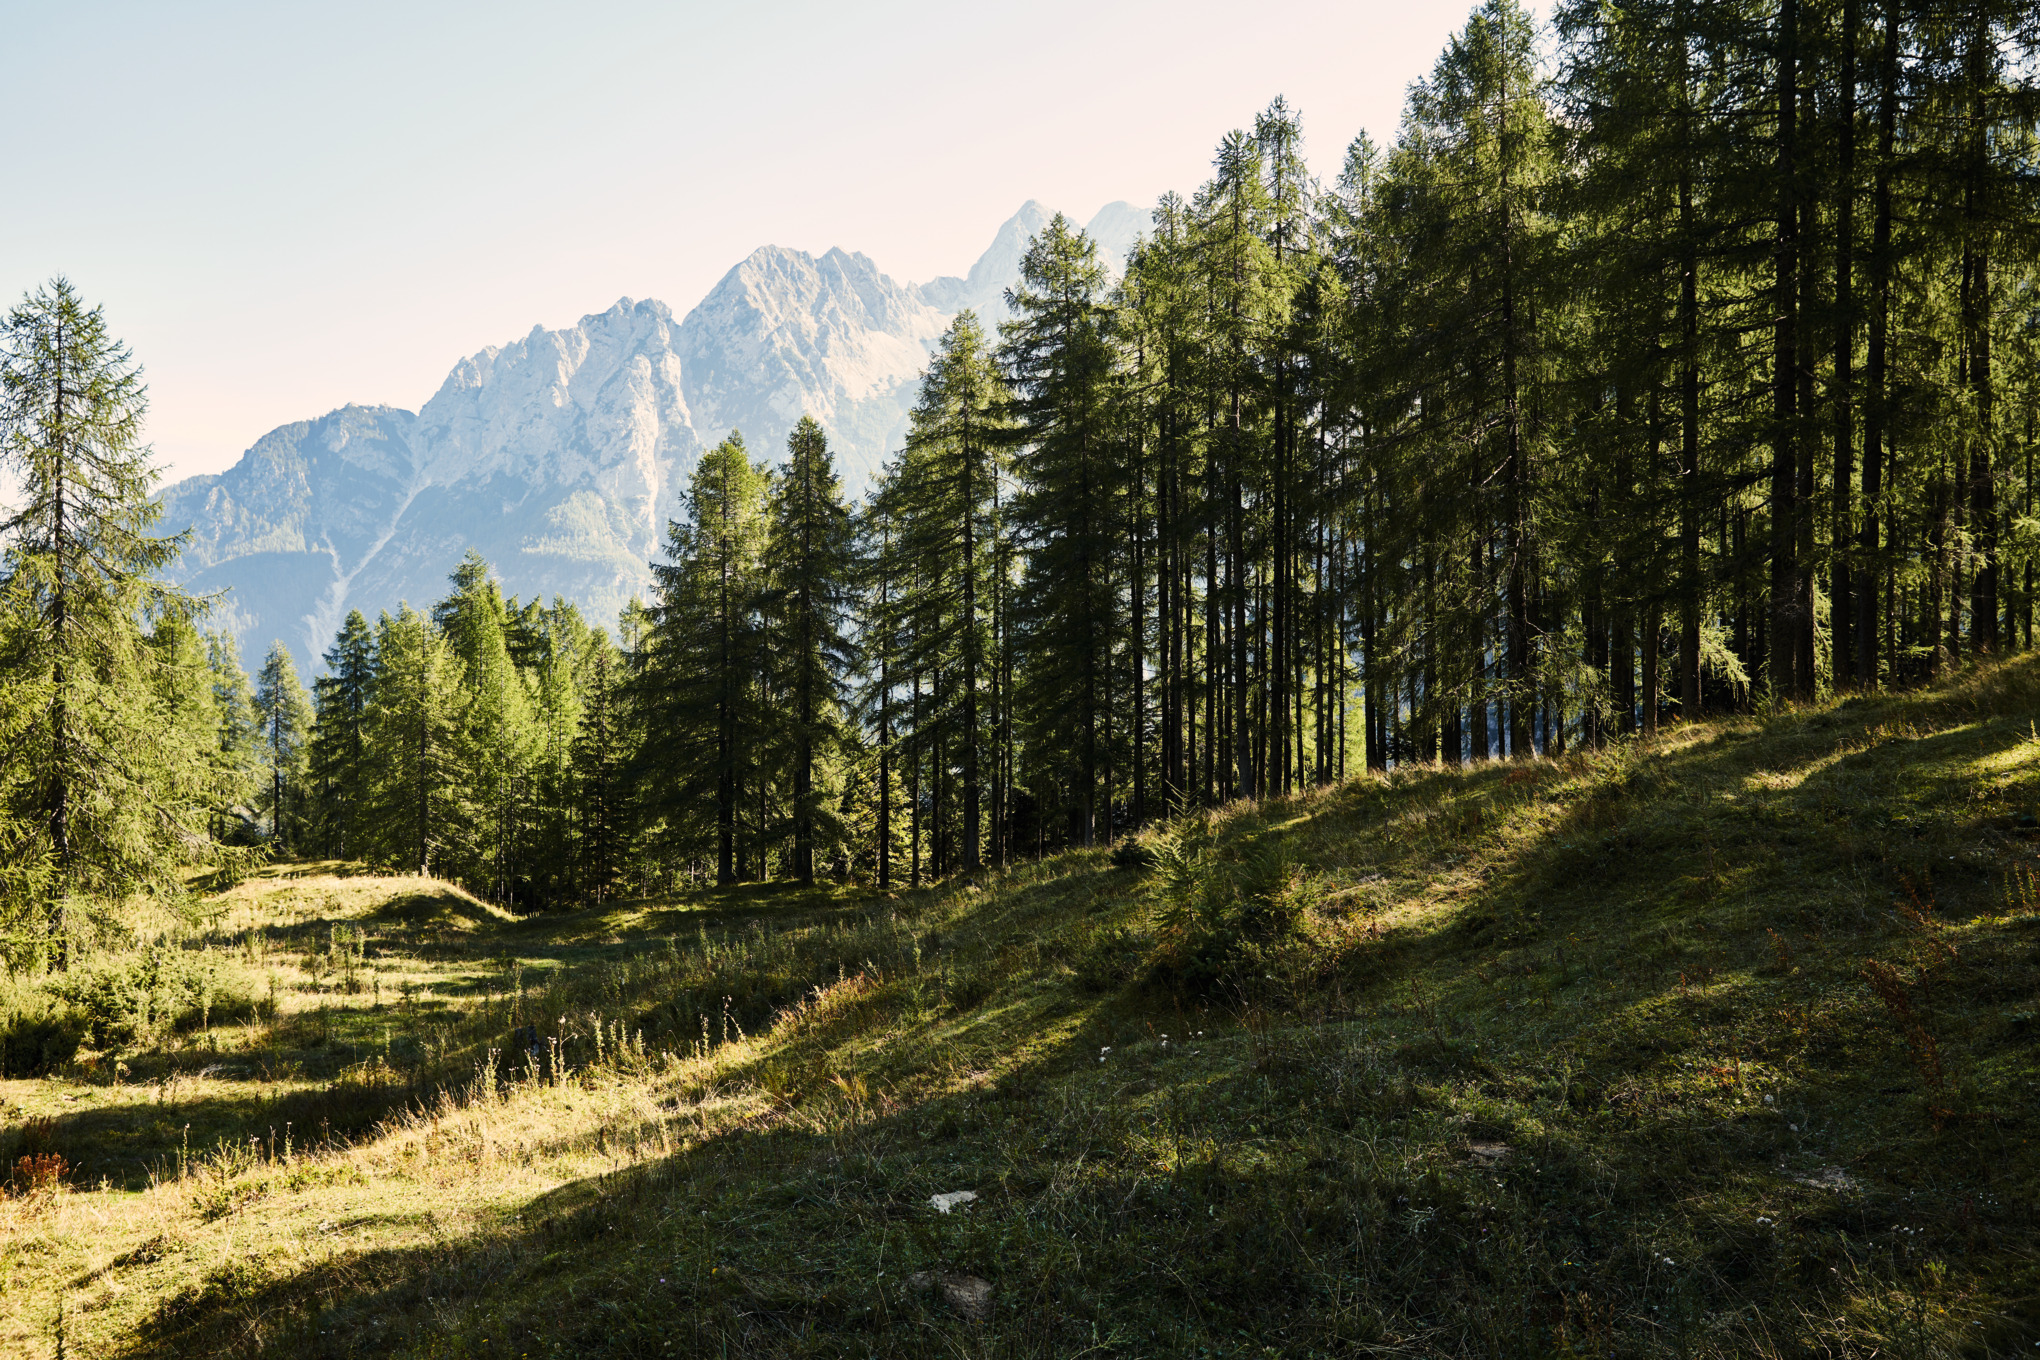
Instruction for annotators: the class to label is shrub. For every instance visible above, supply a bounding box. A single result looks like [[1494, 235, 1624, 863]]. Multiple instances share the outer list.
[[48, 946, 262, 1049], [0, 1003, 84, 1077], [1151, 835, 1319, 995], [1073, 927, 1145, 994], [1110, 837, 1160, 871]]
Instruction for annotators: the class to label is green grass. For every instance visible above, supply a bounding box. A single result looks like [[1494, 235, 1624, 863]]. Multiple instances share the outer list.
[[4, 660, 2039, 1357]]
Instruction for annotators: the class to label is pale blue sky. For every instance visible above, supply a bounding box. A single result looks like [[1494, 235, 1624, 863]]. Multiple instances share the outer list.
[[1, 0, 1548, 480]]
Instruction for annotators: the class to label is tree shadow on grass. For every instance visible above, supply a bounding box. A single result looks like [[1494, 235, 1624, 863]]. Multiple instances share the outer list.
[[18, 1076, 449, 1191], [90, 965, 2040, 1360], [71, 663, 2040, 1357], [93, 1020, 1521, 1358]]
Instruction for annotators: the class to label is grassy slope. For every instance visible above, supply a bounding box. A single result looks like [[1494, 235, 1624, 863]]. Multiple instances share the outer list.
[[4, 660, 2039, 1358]]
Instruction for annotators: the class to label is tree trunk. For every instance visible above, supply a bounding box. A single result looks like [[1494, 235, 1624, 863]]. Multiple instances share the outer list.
[[1770, 0, 1801, 699], [1859, 0, 1897, 686]]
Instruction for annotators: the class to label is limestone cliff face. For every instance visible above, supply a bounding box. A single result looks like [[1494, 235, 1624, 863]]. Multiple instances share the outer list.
[[161, 200, 1144, 671], [676, 245, 947, 490]]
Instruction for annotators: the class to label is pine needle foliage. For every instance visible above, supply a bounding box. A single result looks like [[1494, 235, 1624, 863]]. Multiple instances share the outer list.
[[0, 280, 226, 964]]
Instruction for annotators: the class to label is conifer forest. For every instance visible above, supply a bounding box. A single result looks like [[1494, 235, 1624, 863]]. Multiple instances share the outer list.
[[8, 0, 2040, 934], [10, 4, 2040, 1356]]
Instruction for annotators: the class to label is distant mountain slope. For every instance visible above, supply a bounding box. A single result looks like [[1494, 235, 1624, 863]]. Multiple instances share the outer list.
[[676, 246, 947, 490], [162, 200, 1145, 671]]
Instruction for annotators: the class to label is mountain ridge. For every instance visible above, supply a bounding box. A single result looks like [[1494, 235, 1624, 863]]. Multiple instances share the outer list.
[[163, 200, 1143, 671]]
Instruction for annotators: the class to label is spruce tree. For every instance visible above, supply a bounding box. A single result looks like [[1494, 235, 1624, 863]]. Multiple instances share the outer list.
[[524, 597, 591, 906], [253, 641, 314, 851], [205, 633, 262, 837], [310, 610, 374, 857], [762, 416, 857, 885], [361, 606, 466, 875], [572, 631, 627, 903], [1002, 216, 1122, 844], [639, 432, 771, 883], [434, 552, 538, 900], [0, 279, 218, 962], [882, 314, 1010, 871]]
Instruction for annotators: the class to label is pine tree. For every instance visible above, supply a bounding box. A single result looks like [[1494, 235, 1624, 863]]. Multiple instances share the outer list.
[[253, 641, 314, 851], [310, 610, 374, 857], [0, 279, 219, 963], [639, 432, 771, 883], [762, 416, 857, 885]]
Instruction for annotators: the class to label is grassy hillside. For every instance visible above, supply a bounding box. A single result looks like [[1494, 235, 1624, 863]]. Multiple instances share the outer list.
[[4, 660, 2039, 1358]]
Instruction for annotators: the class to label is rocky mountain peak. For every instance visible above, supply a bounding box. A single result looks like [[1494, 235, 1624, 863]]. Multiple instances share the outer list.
[[162, 199, 1144, 671]]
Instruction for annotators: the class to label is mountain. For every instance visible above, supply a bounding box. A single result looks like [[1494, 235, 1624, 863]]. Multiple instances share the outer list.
[[675, 246, 948, 490], [917, 200, 1052, 324], [161, 200, 1145, 672], [920, 199, 1144, 325]]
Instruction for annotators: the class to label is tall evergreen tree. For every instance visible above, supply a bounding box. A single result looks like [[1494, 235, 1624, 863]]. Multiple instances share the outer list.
[[1003, 217, 1121, 845], [520, 596, 592, 904], [640, 432, 771, 883], [0, 279, 219, 962], [572, 631, 627, 903], [433, 552, 538, 899], [879, 314, 1011, 871], [310, 610, 374, 857], [206, 632, 262, 836], [361, 606, 467, 875], [253, 641, 314, 850], [763, 416, 858, 885]]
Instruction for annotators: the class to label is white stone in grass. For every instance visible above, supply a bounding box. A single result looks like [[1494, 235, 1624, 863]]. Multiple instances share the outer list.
[[930, 1190, 978, 1214], [906, 1271, 992, 1321], [1793, 1166, 1859, 1193]]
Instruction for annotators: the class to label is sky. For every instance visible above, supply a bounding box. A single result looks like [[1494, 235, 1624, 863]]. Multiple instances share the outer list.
[[1, 0, 1548, 483]]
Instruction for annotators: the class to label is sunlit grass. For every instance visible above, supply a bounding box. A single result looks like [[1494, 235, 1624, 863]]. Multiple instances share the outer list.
[[3, 657, 2039, 1356]]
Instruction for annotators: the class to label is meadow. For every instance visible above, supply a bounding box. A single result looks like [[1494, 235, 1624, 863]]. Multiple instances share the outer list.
[[3, 659, 2038, 1358]]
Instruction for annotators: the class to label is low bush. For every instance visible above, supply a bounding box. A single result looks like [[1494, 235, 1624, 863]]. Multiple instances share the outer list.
[[48, 945, 264, 1049], [1150, 833, 1321, 994], [1072, 926, 1145, 993], [0, 1001, 84, 1076]]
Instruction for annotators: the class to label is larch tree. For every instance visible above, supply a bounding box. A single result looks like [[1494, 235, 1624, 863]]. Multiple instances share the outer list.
[[762, 415, 858, 885], [253, 641, 314, 850], [0, 279, 219, 964], [1002, 215, 1122, 845]]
